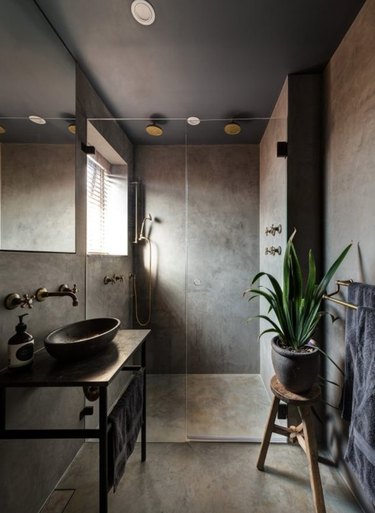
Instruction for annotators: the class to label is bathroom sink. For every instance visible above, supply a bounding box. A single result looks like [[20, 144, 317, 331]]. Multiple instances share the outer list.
[[44, 317, 121, 361]]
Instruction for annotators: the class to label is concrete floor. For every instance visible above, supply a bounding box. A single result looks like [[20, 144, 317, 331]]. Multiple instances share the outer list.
[[41, 442, 363, 513], [147, 374, 271, 442]]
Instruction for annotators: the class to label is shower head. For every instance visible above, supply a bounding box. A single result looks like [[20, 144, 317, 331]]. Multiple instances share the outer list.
[[139, 213, 153, 241]]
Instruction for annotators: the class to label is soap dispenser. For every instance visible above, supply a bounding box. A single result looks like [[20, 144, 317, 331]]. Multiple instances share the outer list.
[[8, 313, 34, 369]]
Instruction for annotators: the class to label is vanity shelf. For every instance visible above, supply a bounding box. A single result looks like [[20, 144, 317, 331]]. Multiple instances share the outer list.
[[0, 329, 151, 513]]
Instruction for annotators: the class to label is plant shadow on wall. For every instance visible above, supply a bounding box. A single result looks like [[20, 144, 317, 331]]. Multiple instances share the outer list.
[[244, 230, 351, 395]]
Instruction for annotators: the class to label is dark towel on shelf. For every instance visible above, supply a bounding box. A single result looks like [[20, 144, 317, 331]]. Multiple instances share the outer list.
[[108, 371, 144, 492], [342, 282, 375, 421], [344, 306, 375, 504]]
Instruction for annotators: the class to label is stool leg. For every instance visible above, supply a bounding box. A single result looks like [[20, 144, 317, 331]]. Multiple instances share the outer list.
[[257, 396, 280, 471], [298, 406, 326, 513]]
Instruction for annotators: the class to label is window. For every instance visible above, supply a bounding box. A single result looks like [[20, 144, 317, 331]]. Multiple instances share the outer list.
[[87, 156, 128, 255]]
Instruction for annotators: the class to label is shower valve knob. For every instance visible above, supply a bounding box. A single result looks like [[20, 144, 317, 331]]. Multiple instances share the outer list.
[[265, 224, 282, 236], [265, 246, 282, 256]]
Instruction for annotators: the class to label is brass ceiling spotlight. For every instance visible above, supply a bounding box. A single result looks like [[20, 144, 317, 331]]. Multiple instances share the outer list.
[[224, 121, 241, 135], [145, 122, 163, 136], [68, 123, 76, 135], [0, 125, 6, 134]]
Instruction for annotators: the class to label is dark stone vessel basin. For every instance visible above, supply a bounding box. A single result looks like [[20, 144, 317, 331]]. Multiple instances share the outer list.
[[44, 317, 121, 361]]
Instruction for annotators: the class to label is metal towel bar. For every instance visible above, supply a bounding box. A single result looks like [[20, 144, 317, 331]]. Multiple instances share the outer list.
[[323, 279, 358, 310]]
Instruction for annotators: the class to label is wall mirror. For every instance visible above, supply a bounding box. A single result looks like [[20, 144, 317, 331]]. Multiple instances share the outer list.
[[0, 0, 76, 252]]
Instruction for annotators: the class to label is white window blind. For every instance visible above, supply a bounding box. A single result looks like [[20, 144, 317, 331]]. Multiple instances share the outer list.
[[87, 156, 127, 255]]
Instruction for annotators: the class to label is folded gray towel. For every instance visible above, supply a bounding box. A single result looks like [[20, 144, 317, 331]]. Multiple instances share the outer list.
[[342, 282, 375, 421], [108, 371, 144, 492], [344, 306, 375, 504]]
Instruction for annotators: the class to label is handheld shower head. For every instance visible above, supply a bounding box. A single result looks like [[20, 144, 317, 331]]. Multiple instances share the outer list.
[[139, 213, 153, 241]]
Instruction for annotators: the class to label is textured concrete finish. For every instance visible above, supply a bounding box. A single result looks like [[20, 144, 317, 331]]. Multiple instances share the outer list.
[[134, 144, 186, 374], [44, 442, 362, 513], [136, 144, 259, 374], [187, 374, 270, 440], [146, 374, 186, 442], [323, 1, 375, 511], [1, 143, 75, 252], [259, 81, 288, 398], [186, 145, 259, 374], [146, 374, 270, 442]]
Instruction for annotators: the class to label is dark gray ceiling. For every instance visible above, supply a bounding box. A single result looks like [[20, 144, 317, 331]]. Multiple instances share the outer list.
[[0, 0, 365, 144]]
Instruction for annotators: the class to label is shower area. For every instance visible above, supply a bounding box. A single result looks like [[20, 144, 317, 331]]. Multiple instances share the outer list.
[[128, 116, 286, 442]]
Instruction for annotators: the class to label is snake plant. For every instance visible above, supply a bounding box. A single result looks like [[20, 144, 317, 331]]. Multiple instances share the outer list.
[[245, 230, 351, 350]]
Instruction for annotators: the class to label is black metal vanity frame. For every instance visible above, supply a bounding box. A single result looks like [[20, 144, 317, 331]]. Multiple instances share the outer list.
[[0, 329, 150, 513]]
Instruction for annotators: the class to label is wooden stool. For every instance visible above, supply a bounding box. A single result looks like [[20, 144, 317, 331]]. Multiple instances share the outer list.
[[257, 376, 325, 513]]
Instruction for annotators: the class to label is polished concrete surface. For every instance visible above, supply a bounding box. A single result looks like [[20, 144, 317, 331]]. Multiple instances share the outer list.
[[41, 442, 362, 513], [147, 374, 271, 442]]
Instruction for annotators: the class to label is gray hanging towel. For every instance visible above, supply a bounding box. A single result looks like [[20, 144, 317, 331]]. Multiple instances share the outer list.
[[344, 306, 375, 504], [342, 282, 375, 421], [108, 370, 144, 492]]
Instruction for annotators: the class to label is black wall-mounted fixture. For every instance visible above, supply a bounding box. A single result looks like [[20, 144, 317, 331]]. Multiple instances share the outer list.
[[81, 142, 95, 154], [277, 141, 288, 158]]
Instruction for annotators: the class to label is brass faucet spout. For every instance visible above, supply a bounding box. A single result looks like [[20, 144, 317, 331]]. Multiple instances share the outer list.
[[35, 287, 79, 306]]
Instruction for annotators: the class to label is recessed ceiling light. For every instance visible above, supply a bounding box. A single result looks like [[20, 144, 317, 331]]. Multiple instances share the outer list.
[[0, 125, 6, 134], [187, 117, 201, 126], [224, 121, 241, 135], [131, 1, 155, 26], [29, 115, 46, 125], [68, 123, 76, 135], [146, 122, 163, 136]]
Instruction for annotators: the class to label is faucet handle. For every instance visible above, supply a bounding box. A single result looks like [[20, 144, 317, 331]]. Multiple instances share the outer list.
[[59, 283, 79, 293], [20, 293, 34, 309], [114, 274, 124, 282]]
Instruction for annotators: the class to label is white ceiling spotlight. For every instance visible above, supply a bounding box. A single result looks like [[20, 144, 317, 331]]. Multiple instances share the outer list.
[[131, 1, 155, 26], [187, 116, 201, 126], [28, 115, 46, 125]]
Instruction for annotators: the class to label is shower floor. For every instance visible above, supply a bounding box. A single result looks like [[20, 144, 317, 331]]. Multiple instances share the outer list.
[[147, 373, 272, 442]]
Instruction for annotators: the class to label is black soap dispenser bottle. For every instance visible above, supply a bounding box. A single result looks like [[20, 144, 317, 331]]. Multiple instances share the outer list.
[[8, 313, 34, 369]]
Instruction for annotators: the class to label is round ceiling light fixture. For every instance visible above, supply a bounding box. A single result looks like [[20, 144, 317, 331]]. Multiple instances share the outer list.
[[68, 123, 76, 135], [145, 122, 163, 136], [224, 121, 241, 136], [29, 115, 46, 125], [0, 125, 6, 134], [187, 116, 201, 126], [131, 1, 155, 26]]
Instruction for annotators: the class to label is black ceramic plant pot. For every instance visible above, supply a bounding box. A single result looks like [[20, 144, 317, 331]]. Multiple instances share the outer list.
[[271, 337, 320, 394]]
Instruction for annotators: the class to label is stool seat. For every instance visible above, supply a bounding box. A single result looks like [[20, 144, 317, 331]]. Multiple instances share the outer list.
[[270, 375, 321, 405], [257, 376, 326, 513]]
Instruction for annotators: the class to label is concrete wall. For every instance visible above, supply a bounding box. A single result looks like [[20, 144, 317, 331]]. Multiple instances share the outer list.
[[134, 145, 187, 373], [186, 145, 259, 373], [0, 68, 135, 513], [1, 143, 75, 252], [323, 1, 375, 510], [259, 80, 288, 393], [135, 144, 259, 374]]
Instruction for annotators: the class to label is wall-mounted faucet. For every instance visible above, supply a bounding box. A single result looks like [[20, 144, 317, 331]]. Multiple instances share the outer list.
[[35, 284, 79, 307], [4, 292, 35, 310]]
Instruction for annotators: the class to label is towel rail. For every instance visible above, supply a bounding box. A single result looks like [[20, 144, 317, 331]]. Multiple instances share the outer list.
[[323, 279, 358, 310]]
